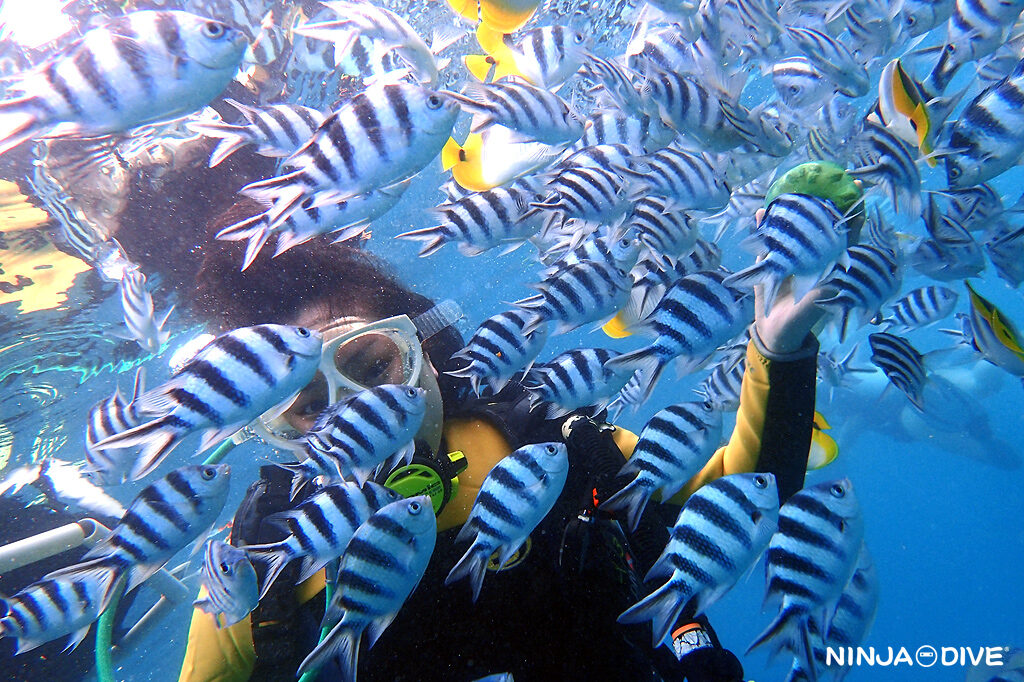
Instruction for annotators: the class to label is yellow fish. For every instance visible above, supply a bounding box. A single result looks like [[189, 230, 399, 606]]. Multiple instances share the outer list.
[[807, 411, 839, 470], [446, 0, 540, 33], [601, 310, 634, 339], [965, 281, 1024, 378], [442, 125, 562, 192], [876, 59, 936, 166]]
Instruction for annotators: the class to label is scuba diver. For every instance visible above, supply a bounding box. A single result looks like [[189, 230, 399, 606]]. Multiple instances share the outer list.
[[166, 160, 856, 682]]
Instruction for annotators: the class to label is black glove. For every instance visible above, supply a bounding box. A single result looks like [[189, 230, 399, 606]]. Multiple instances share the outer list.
[[673, 620, 745, 682]]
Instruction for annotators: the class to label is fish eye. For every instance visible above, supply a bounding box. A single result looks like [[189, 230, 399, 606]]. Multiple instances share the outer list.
[[618, 238, 631, 248], [753, 475, 768, 489], [296, 327, 311, 337], [948, 166, 961, 179], [945, 43, 956, 54], [219, 561, 233, 574], [545, 444, 557, 454], [203, 22, 226, 39], [829, 483, 846, 498], [427, 94, 443, 109], [409, 500, 422, 514], [789, 85, 800, 94], [905, 15, 916, 26], [201, 466, 217, 480], [573, 32, 585, 44], [405, 387, 418, 398]]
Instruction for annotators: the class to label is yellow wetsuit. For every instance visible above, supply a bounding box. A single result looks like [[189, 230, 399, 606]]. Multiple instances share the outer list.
[[177, 333, 816, 682]]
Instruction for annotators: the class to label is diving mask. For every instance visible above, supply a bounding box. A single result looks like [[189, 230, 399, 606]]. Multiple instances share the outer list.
[[253, 300, 462, 455]]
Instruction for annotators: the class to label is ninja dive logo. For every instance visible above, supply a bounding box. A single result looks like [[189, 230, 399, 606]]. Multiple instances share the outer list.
[[825, 645, 1008, 668]]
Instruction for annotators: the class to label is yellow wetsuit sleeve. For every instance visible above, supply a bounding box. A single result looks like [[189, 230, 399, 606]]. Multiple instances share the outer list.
[[177, 587, 254, 682]]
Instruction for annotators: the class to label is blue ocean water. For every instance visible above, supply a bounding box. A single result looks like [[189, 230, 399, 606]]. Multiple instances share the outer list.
[[0, 0, 1021, 680]]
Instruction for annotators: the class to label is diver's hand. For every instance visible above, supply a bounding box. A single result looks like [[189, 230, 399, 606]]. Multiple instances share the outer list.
[[750, 208, 830, 356]]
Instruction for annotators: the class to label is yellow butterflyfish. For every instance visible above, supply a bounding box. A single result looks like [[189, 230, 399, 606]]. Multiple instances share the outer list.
[[442, 125, 563, 192], [601, 310, 634, 339], [445, 0, 540, 33], [966, 281, 1024, 362], [876, 59, 937, 166], [807, 411, 839, 470]]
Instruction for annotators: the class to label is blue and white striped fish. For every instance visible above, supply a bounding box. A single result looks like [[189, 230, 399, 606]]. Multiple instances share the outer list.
[[220, 182, 411, 270], [696, 344, 746, 411], [985, 222, 1024, 288], [241, 82, 458, 228], [540, 231, 641, 277], [724, 194, 847, 316], [577, 111, 676, 153], [0, 10, 247, 156], [445, 81, 583, 146], [447, 310, 550, 396], [869, 332, 927, 411], [396, 186, 544, 257], [601, 401, 722, 531], [85, 367, 146, 486], [186, 100, 325, 168], [115, 269, 173, 355], [881, 286, 959, 332], [607, 270, 753, 404], [849, 120, 922, 216], [925, 0, 1024, 94], [297, 495, 437, 678], [946, 58, 1024, 190], [496, 26, 589, 90], [629, 196, 699, 267], [0, 561, 122, 654], [295, 0, 461, 87], [523, 348, 637, 419], [526, 165, 634, 228], [748, 479, 864, 673], [50, 464, 231, 604], [446, 443, 568, 601], [93, 325, 322, 480], [784, 542, 879, 682], [618, 473, 779, 645], [785, 26, 869, 98], [640, 69, 751, 151], [621, 147, 731, 212], [899, 0, 954, 38], [286, 385, 427, 492], [817, 244, 902, 342], [907, 215, 985, 281], [582, 53, 644, 114], [242, 481, 401, 600], [771, 57, 831, 111], [515, 260, 633, 336], [195, 539, 259, 628]]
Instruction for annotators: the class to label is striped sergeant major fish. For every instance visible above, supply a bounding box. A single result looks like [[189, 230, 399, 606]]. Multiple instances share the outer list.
[[241, 82, 459, 229], [747, 479, 864, 676], [771, 57, 831, 112], [849, 120, 922, 217], [218, 181, 411, 271], [816, 244, 902, 343], [628, 196, 699, 267], [985, 222, 1024, 288], [515, 260, 633, 336], [286, 385, 427, 494], [443, 81, 583, 146], [195, 540, 259, 628], [0, 561, 122, 654], [907, 212, 985, 281], [899, 0, 955, 38], [522, 348, 637, 419], [619, 147, 731, 212], [696, 344, 746, 411], [618, 473, 779, 646], [47, 464, 231, 614], [93, 325, 322, 481], [524, 165, 634, 228], [539, 231, 641, 278], [294, 0, 464, 88], [446, 443, 568, 601], [0, 11, 247, 156], [113, 268, 174, 355], [242, 481, 401, 601], [447, 310, 550, 397], [396, 186, 545, 257], [925, 0, 1024, 95], [186, 99, 325, 168], [868, 332, 927, 411], [784, 26, 869, 98], [85, 367, 146, 486], [600, 401, 723, 532], [881, 285, 959, 332], [607, 270, 753, 405], [945, 58, 1024, 190], [577, 110, 677, 154], [297, 496, 437, 678], [581, 53, 645, 114], [724, 193, 847, 317], [466, 25, 589, 90], [783, 542, 879, 682]]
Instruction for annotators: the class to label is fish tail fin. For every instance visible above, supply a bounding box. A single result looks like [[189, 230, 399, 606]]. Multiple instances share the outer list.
[[186, 121, 251, 167], [394, 225, 447, 256], [44, 556, 127, 616], [216, 211, 268, 242], [599, 479, 651, 532], [747, 605, 806, 656], [241, 543, 295, 601], [605, 346, 669, 407], [445, 545, 488, 602], [0, 99, 46, 157], [296, 620, 360, 680], [617, 579, 687, 646], [275, 460, 315, 501], [723, 263, 782, 314], [92, 416, 184, 481]]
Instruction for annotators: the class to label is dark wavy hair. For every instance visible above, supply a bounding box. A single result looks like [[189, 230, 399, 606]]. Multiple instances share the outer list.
[[192, 198, 468, 406]]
